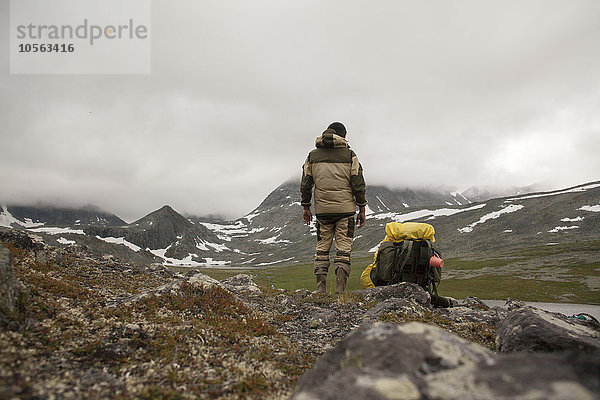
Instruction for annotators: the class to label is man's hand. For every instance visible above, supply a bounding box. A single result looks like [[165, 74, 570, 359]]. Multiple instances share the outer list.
[[303, 207, 313, 225], [356, 206, 366, 228]]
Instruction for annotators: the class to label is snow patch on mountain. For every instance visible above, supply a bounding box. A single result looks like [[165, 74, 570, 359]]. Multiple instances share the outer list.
[[57, 237, 76, 245], [375, 196, 389, 211], [561, 216, 584, 222], [578, 204, 600, 213], [256, 257, 295, 266], [369, 203, 486, 223], [256, 235, 291, 245], [96, 236, 141, 252], [1, 205, 46, 228], [243, 211, 261, 222], [200, 221, 265, 240], [458, 204, 524, 233], [364, 205, 376, 215], [548, 226, 580, 233], [148, 245, 230, 267], [194, 237, 229, 252], [505, 183, 600, 202], [29, 227, 86, 235]]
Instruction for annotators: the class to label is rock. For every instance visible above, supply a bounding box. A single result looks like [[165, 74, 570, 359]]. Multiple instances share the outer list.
[[106, 272, 221, 307], [504, 297, 526, 311], [0, 227, 45, 253], [79, 367, 124, 390], [455, 296, 489, 309], [103, 254, 117, 262], [0, 246, 24, 323], [185, 268, 200, 277], [292, 322, 600, 400], [496, 306, 600, 352], [355, 282, 431, 308], [434, 306, 508, 327], [310, 308, 337, 329], [363, 298, 431, 323], [220, 274, 261, 294], [473, 350, 600, 399], [292, 322, 494, 400], [186, 273, 221, 289], [0, 228, 48, 265], [295, 288, 311, 297]]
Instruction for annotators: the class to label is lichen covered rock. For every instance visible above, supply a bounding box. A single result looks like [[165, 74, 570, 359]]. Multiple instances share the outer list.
[[355, 282, 432, 308], [497, 306, 600, 352], [292, 322, 600, 400]]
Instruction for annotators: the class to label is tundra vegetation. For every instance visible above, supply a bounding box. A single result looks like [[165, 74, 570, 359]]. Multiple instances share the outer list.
[[1, 237, 598, 399]]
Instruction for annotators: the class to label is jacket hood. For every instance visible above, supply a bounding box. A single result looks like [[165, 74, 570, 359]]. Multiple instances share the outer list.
[[315, 129, 349, 149]]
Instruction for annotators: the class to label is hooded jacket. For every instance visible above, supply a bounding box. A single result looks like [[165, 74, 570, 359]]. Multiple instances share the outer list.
[[301, 129, 367, 216]]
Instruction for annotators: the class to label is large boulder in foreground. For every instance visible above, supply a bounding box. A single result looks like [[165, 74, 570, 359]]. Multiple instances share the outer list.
[[496, 306, 600, 353], [291, 322, 600, 400]]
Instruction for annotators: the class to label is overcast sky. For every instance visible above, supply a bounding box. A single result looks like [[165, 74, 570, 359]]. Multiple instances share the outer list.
[[2, 0, 600, 222]]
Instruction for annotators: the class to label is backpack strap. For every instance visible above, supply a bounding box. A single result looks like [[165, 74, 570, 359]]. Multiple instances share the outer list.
[[424, 240, 439, 296], [390, 240, 413, 284]]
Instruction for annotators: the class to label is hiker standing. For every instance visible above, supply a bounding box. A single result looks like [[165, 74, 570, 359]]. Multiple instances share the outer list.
[[300, 122, 367, 294]]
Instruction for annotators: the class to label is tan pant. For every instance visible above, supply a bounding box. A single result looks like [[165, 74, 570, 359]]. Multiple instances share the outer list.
[[314, 216, 355, 276]]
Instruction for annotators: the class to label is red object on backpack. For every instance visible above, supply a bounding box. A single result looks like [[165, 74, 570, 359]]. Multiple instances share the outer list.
[[430, 254, 444, 269]]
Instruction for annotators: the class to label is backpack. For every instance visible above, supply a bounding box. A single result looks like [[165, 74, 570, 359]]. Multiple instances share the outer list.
[[370, 239, 442, 295]]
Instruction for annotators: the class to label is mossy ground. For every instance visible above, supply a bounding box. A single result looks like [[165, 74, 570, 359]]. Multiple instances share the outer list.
[[1, 243, 314, 399]]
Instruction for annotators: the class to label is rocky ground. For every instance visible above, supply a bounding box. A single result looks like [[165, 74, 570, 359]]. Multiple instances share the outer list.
[[1, 229, 599, 399]]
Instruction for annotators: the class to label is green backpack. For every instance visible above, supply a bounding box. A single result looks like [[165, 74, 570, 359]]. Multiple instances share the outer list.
[[370, 239, 442, 295]]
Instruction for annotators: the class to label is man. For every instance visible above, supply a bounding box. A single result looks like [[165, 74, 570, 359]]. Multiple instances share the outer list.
[[301, 122, 367, 294]]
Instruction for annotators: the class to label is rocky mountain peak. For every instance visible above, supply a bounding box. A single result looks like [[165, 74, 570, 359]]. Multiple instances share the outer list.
[[255, 181, 299, 211], [133, 205, 187, 224]]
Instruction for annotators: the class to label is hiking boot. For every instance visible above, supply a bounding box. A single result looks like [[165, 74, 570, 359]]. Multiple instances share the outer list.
[[335, 268, 348, 294], [312, 274, 327, 294]]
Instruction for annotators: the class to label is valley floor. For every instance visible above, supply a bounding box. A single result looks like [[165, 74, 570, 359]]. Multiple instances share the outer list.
[[189, 239, 600, 305]]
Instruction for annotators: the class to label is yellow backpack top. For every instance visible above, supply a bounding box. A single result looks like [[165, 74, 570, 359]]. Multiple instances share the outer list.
[[382, 222, 436, 243]]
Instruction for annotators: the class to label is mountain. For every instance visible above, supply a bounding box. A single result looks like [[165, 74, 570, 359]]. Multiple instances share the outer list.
[[348, 181, 600, 259], [461, 183, 546, 202], [192, 180, 600, 265], [85, 205, 233, 265], [1, 203, 234, 266], [3, 181, 599, 267], [367, 185, 471, 212], [1, 204, 126, 228]]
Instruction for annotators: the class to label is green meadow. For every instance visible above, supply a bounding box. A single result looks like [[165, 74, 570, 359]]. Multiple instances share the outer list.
[[179, 241, 600, 304]]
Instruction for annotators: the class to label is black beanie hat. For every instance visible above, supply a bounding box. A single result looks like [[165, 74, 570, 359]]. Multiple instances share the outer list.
[[327, 122, 347, 137]]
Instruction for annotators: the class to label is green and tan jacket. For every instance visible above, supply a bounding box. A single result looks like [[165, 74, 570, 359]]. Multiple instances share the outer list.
[[301, 129, 367, 216]]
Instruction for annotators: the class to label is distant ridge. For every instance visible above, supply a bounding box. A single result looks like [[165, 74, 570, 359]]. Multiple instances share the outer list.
[[1, 204, 126, 228], [2, 180, 599, 267]]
